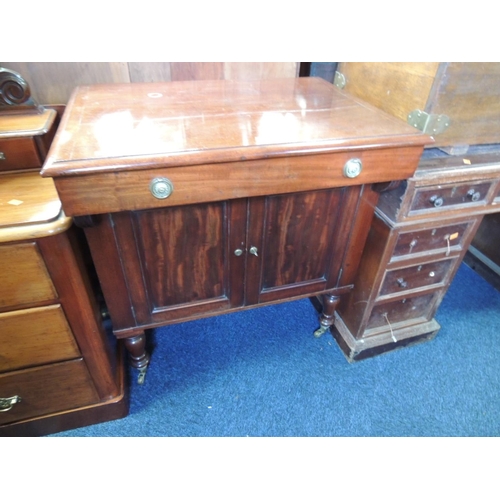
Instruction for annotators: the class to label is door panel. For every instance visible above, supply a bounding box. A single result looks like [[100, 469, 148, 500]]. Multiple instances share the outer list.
[[247, 189, 345, 304], [130, 200, 246, 322]]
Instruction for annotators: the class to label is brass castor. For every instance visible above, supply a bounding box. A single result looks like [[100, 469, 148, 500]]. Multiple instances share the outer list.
[[313, 324, 330, 338]]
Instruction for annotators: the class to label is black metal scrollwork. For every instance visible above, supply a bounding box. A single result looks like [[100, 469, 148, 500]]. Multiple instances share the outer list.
[[0, 67, 41, 113]]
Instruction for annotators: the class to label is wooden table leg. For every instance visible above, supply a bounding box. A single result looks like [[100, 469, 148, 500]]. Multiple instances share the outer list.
[[314, 294, 340, 338], [123, 333, 150, 384]]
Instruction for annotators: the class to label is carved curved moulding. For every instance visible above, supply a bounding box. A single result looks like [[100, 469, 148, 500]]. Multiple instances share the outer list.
[[0, 67, 43, 114]]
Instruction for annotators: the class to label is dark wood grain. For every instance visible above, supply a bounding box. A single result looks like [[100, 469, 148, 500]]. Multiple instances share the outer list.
[[135, 203, 228, 307]]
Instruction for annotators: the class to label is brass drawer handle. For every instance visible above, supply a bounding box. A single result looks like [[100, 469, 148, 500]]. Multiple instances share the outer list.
[[150, 177, 174, 199], [343, 158, 362, 178], [0, 395, 21, 412]]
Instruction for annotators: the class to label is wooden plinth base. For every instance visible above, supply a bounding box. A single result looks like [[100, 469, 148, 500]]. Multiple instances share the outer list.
[[331, 312, 440, 362]]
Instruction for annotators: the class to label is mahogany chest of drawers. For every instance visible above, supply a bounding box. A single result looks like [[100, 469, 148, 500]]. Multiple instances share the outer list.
[[0, 108, 127, 436], [333, 152, 500, 360], [41, 77, 431, 383]]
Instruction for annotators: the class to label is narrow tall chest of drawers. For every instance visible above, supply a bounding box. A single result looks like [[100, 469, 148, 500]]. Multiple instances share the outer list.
[[0, 98, 127, 435], [332, 152, 500, 361]]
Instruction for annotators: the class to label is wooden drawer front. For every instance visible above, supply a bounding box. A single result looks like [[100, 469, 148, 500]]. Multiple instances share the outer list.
[[51, 146, 424, 217], [0, 305, 80, 373], [0, 243, 57, 311], [380, 259, 454, 297], [367, 293, 436, 331], [392, 222, 471, 260], [0, 359, 99, 425], [0, 137, 41, 172], [409, 182, 492, 215]]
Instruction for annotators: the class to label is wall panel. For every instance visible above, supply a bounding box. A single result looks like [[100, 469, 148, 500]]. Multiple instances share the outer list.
[[1, 62, 299, 105]]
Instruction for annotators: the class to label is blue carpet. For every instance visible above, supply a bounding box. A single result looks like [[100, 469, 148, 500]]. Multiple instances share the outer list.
[[51, 263, 500, 437]]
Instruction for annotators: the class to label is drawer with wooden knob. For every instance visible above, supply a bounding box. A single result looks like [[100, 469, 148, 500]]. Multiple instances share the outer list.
[[391, 221, 473, 261], [408, 181, 492, 215], [379, 258, 455, 298], [366, 292, 437, 334], [0, 359, 100, 425]]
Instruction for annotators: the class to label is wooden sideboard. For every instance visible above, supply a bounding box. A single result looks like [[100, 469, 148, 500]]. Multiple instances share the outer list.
[[41, 77, 431, 383]]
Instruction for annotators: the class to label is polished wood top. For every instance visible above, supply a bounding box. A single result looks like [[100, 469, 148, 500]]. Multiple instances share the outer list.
[[0, 171, 71, 242], [0, 109, 56, 138], [41, 78, 432, 177]]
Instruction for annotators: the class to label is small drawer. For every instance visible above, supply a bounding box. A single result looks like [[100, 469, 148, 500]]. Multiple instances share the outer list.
[[392, 222, 471, 260], [409, 181, 492, 214], [0, 242, 58, 311], [48, 146, 423, 217], [0, 305, 81, 373], [380, 259, 454, 297], [366, 293, 436, 331], [0, 137, 41, 172], [0, 359, 100, 425]]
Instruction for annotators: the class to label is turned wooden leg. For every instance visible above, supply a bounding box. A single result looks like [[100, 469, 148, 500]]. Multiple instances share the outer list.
[[124, 333, 150, 385], [314, 294, 340, 338]]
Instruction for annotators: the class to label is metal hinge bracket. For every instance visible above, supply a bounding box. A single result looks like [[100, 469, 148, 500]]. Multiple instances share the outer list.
[[333, 71, 346, 89], [407, 110, 450, 135]]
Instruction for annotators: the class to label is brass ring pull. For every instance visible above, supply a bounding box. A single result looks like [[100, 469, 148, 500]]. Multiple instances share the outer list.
[[150, 177, 174, 199], [0, 395, 21, 412], [343, 158, 362, 178]]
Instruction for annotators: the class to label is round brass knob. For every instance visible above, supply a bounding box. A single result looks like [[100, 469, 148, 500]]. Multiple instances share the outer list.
[[343, 158, 362, 178], [150, 177, 174, 199]]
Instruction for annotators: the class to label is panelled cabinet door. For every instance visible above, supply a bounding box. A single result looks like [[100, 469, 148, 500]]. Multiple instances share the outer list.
[[117, 199, 248, 325], [245, 188, 347, 304], [110, 187, 360, 327]]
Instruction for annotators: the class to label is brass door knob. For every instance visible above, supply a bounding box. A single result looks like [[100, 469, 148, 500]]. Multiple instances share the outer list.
[[249, 246, 259, 256], [150, 177, 174, 199], [343, 158, 362, 178]]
